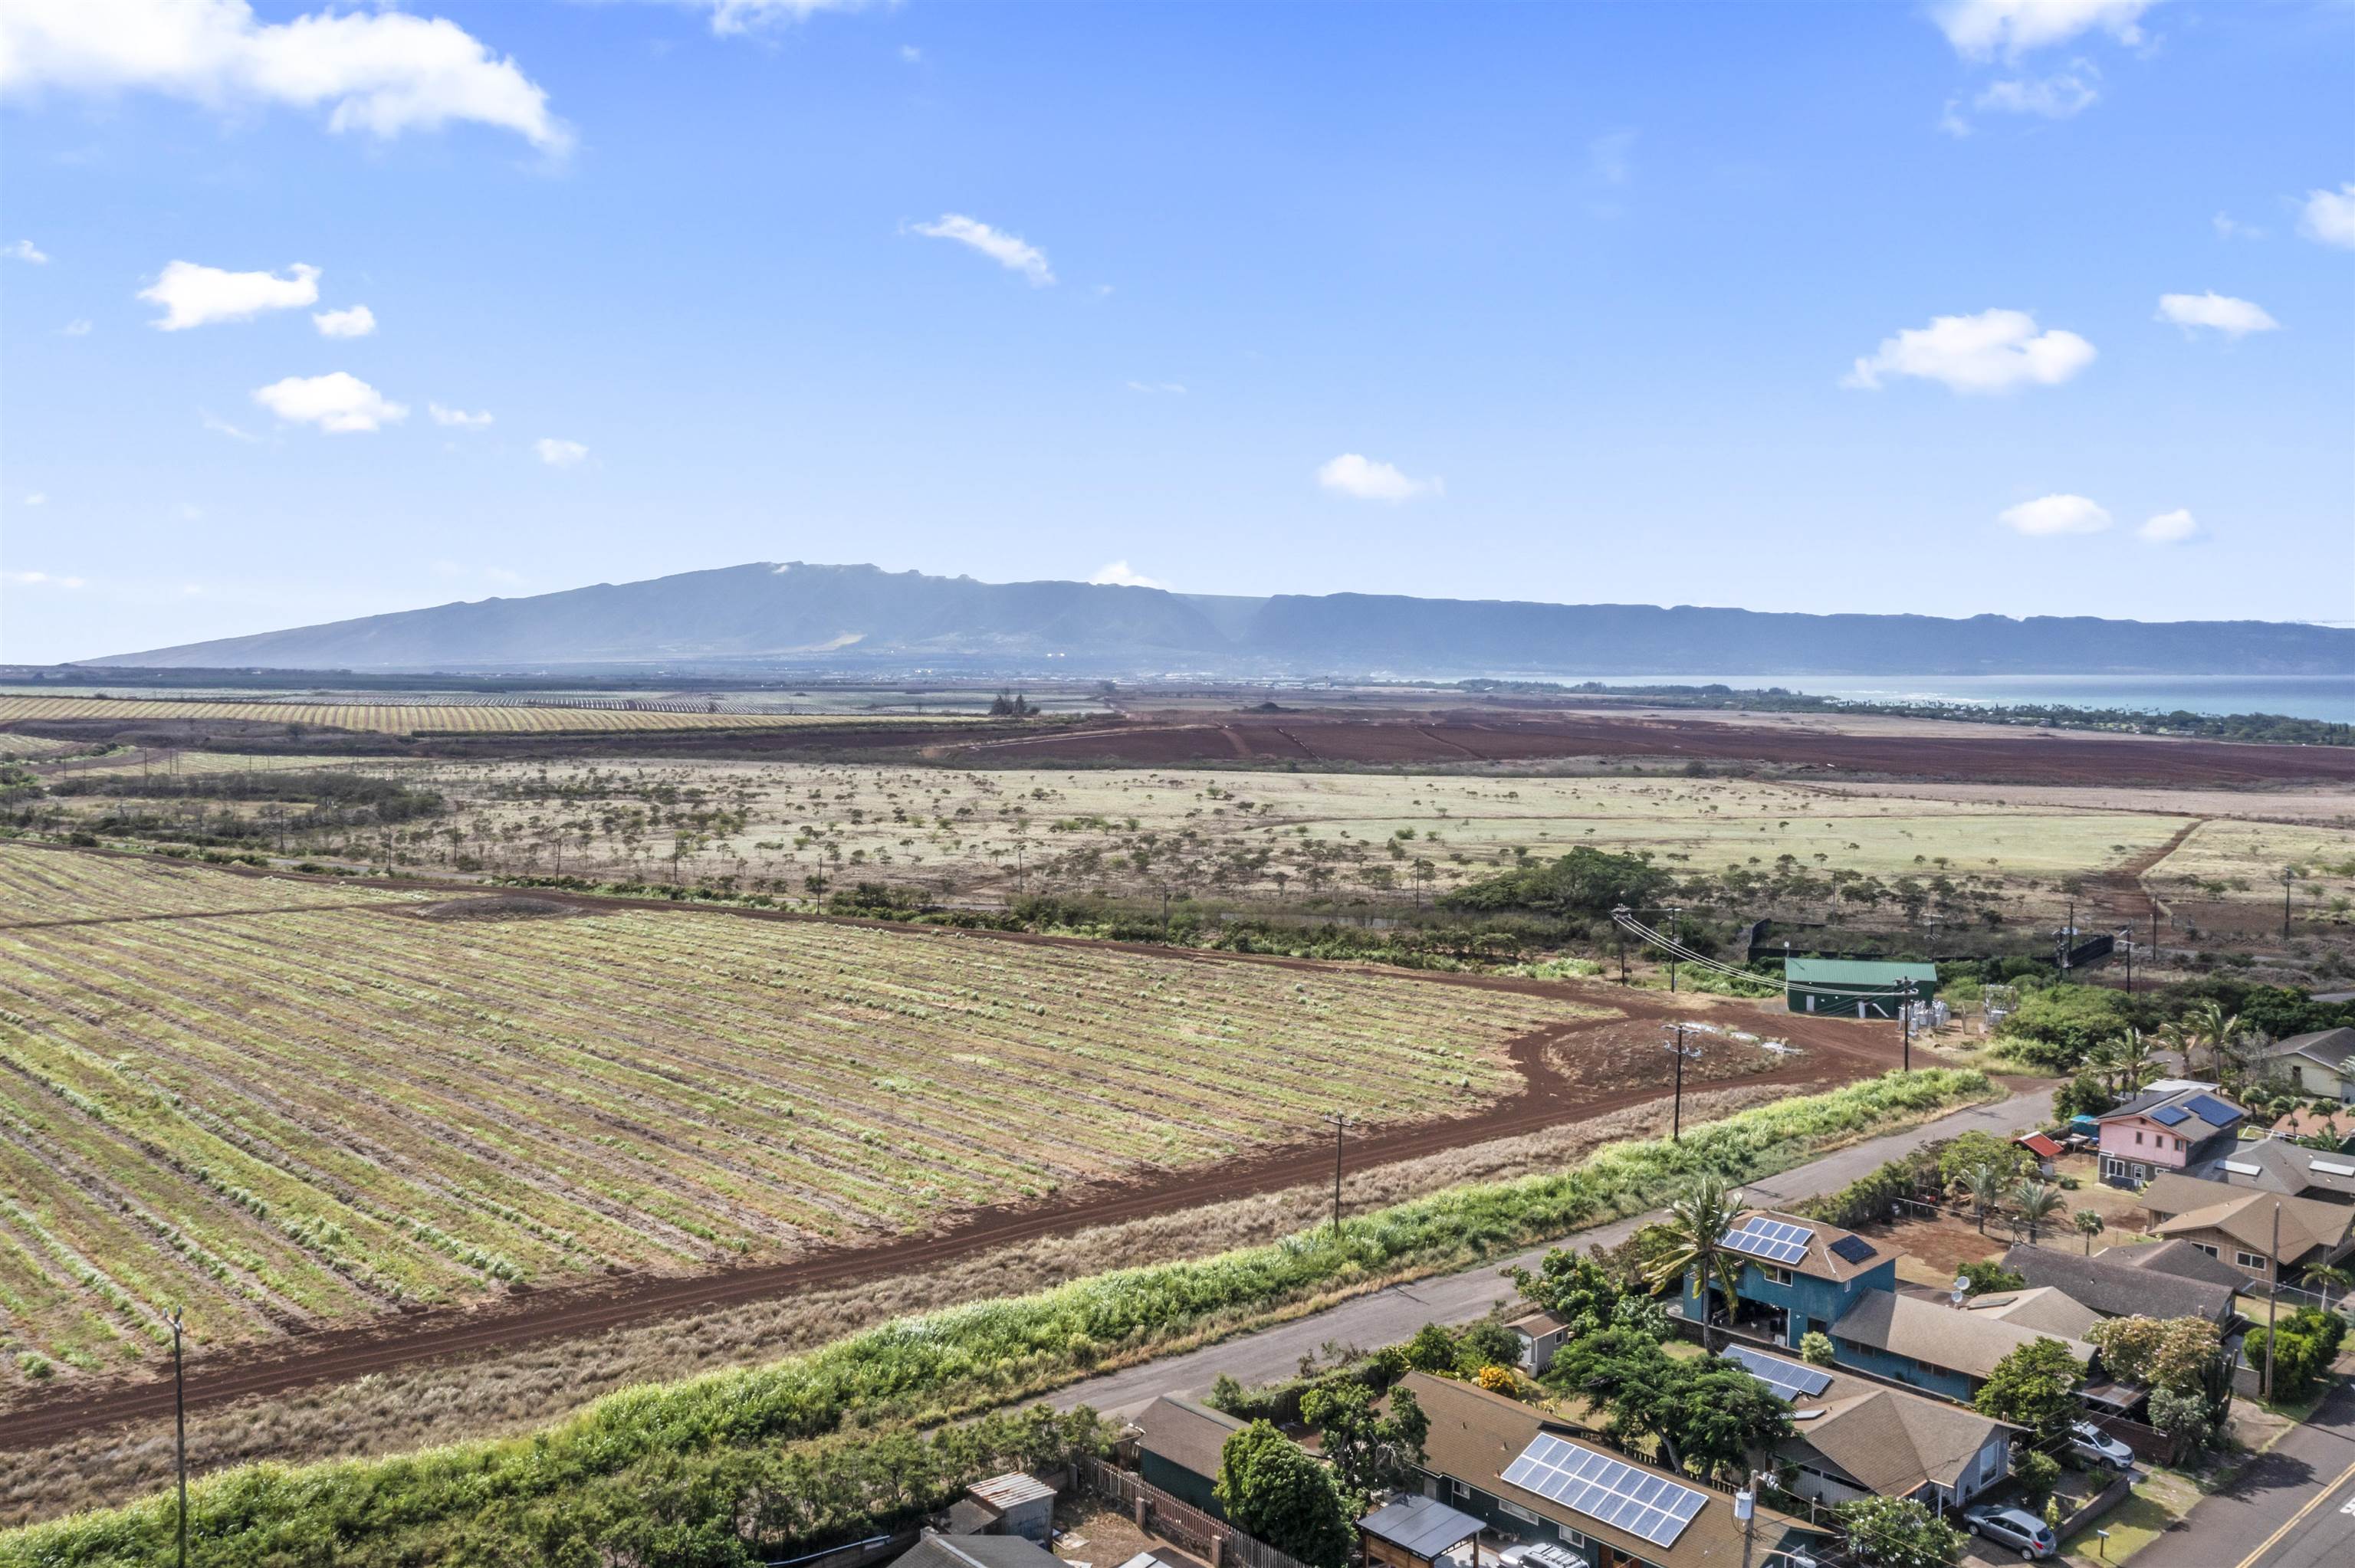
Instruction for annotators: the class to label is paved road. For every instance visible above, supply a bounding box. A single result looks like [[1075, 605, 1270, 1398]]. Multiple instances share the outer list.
[[1053, 1087, 2053, 1419], [2136, 1379, 2355, 1568]]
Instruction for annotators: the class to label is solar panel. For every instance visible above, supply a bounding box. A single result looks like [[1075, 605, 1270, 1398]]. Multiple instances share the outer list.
[[2314, 1160, 2355, 1178], [1720, 1217, 1813, 1266], [1828, 1234, 1877, 1265], [2185, 1094, 2242, 1125], [1719, 1344, 1833, 1401], [2221, 1160, 2261, 1176], [1499, 1435, 1709, 1550], [2149, 1105, 2191, 1127]]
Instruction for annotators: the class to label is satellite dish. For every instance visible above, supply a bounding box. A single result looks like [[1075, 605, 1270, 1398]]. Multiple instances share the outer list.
[[1951, 1275, 1970, 1292]]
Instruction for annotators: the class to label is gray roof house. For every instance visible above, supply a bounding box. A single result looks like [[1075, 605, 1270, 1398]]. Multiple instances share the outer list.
[[2261, 1028, 2355, 1102], [2001, 1244, 2239, 1325], [901, 1535, 1064, 1568], [2098, 1238, 2260, 1293], [2192, 1137, 2355, 1206], [1829, 1288, 2096, 1402], [1716, 1345, 2018, 1513]]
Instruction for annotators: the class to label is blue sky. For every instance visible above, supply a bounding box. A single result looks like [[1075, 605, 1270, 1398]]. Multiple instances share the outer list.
[[2, 0, 2350, 664]]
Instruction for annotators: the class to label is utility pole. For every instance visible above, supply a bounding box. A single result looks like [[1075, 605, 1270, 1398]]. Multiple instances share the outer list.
[[2061, 894, 2077, 979], [1612, 901, 1630, 985], [2121, 933, 2134, 996], [1900, 993, 1912, 1073], [1321, 1113, 1351, 1235], [1662, 1024, 1703, 1140], [2263, 1201, 2281, 1399], [172, 1307, 189, 1568], [2283, 866, 2295, 940], [1668, 904, 1683, 993]]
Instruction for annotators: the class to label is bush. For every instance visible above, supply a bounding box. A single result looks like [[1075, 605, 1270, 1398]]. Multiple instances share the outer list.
[[1957, 1259, 2026, 1297], [2147, 1386, 2216, 1457], [1997, 988, 2131, 1072], [2011, 1448, 2061, 1499], [1837, 1495, 1967, 1567], [1799, 1331, 1834, 1366]]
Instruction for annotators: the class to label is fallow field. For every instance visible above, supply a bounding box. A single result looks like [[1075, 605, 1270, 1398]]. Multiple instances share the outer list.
[[0, 844, 1618, 1383], [0, 695, 957, 737]]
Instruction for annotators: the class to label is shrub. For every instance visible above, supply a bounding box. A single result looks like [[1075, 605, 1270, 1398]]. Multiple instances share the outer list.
[[1836, 1495, 1966, 1567], [2147, 1386, 2215, 1457], [1997, 988, 2130, 1072], [1799, 1330, 1834, 1366], [2011, 1448, 2061, 1500]]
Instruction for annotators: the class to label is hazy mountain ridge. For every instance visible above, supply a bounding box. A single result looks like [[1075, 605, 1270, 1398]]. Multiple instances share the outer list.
[[84, 562, 2355, 676]]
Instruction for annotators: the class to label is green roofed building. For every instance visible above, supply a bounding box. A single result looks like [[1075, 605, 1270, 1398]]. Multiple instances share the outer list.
[[1783, 958, 1938, 1020]]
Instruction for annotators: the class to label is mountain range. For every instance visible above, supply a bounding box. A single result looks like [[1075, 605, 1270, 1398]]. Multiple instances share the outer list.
[[82, 562, 2355, 677]]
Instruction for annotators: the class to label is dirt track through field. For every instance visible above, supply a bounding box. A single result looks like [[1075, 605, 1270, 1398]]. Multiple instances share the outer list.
[[0, 848, 1920, 1448]]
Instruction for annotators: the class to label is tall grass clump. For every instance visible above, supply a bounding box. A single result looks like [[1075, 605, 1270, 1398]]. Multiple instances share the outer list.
[[4, 1068, 1989, 1568]]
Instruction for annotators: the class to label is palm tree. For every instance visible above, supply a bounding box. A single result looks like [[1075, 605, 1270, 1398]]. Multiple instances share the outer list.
[[2164, 999, 2239, 1082], [2114, 1029, 2160, 1096], [2298, 1261, 2353, 1308], [2073, 1209, 2107, 1255], [2013, 1180, 2064, 1245], [1644, 1173, 1747, 1351], [1966, 1163, 2005, 1235]]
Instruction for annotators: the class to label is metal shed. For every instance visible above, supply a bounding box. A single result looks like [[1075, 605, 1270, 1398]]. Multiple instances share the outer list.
[[1782, 959, 1937, 1021]]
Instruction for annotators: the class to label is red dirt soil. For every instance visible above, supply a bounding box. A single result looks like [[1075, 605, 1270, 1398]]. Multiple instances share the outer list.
[[941, 708, 2355, 785], [0, 863, 1925, 1448]]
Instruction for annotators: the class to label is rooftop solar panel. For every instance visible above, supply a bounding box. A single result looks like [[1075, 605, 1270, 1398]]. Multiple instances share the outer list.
[[2185, 1094, 2242, 1125], [1499, 1434, 1708, 1550], [2314, 1160, 2355, 1178], [2149, 1105, 2191, 1127], [1721, 1217, 1814, 1266], [1828, 1234, 1877, 1265], [1719, 1344, 1833, 1401]]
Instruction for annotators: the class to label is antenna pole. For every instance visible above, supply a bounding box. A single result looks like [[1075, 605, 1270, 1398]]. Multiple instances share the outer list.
[[1321, 1113, 1351, 1235]]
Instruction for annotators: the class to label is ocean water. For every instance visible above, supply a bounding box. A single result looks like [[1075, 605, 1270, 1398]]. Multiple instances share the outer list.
[[1559, 674, 2355, 724]]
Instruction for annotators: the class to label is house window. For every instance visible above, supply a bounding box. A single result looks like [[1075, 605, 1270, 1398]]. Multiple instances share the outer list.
[[1498, 1501, 1540, 1526], [2135, 1130, 2146, 1145], [2192, 1242, 2219, 1258], [1556, 1527, 1588, 1549], [2133, 1163, 2148, 1180], [2101, 1156, 2127, 1179], [2236, 1251, 2267, 1271], [1451, 1478, 1473, 1503], [1759, 1265, 1791, 1286]]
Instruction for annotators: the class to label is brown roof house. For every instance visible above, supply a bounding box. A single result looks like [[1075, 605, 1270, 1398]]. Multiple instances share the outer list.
[[2140, 1175, 2355, 1285], [1828, 1288, 2097, 1404], [1716, 1345, 2017, 1514], [1398, 1370, 1830, 1568], [1999, 1245, 2238, 1327]]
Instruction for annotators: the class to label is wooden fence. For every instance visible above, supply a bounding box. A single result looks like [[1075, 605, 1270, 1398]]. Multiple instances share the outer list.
[[1077, 1458, 1316, 1568]]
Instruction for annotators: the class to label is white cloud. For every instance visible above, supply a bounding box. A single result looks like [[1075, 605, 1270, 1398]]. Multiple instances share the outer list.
[[1316, 453, 1443, 504], [1998, 494, 2113, 536], [1590, 130, 1636, 185], [910, 213, 1053, 286], [1974, 67, 2099, 119], [4, 238, 48, 263], [313, 303, 375, 338], [0, 0, 569, 152], [140, 260, 318, 330], [178, 503, 205, 521], [22, 493, 48, 506], [2212, 212, 2263, 241], [2139, 508, 2199, 543], [534, 437, 588, 467], [199, 408, 260, 441], [1843, 308, 2095, 394], [1938, 99, 1974, 138], [2156, 290, 2278, 338], [5, 569, 87, 588], [2298, 182, 2355, 250], [59, 317, 91, 335], [702, 0, 878, 34], [1089, 561, 1168, 589], [1124, 380, 1187, 395], [251, 371, 407, 433], [429, 402, 494, 428], [1934, 1, 2153, 61], [899, 44, 921, 64]]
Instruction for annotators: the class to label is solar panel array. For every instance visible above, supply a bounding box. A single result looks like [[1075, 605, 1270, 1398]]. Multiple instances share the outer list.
[[1499, 1434, 1708, 1549], [1719, 1344, 1833, 1402], [1722, 1217, 1814, 1265], [2148, 1105, 2191, 1127], [2185, 1094, 2240, 1125], [1828, 1234, 1877, 1265]]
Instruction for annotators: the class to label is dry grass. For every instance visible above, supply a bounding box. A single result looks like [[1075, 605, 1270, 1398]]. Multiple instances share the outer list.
[[0, 1083, 1788, 1525]]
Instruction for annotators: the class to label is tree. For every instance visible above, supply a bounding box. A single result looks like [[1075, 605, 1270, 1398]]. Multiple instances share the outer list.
[[2085, 1315, 2221, 1394], [1965, 1163, 2005, 1235], [1457, 1319, 1525, 1375], [1975, 1338, 2087, 1442], [2012, 1179, 2063, 1245], [1998, 988, 2131, 1073], [1940, 1130, 2035, 1192], [1669, 1360, 1795, 1481], [1644, 1173, 1746, 1350], [2298, 1260, 2353, 1306], [2147, 1386, 2218, 1459], [2009, 1449, 2061, 1504], [2074, 1209, 2107, 1255], [1300, 1382, 1427, 1514], [1956, 1259, 2025, 1297], [1508, 1249, 1629, 1338], [1439, 845, 1671, 919], [1835, 1495, 1967, 1568], [1215, 1423, 1352, 1568], [1799, 1330, 1835, 1366], [1402, 1323, 1458, 1374], [1551, 1327, 1686, 1468]]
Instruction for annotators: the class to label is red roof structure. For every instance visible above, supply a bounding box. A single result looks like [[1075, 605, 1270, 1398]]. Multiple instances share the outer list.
[[2016, 1133, 2064, 1160]]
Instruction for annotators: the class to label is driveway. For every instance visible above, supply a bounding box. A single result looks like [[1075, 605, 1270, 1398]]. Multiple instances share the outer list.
[[2133, 1379, 2355, 1568]]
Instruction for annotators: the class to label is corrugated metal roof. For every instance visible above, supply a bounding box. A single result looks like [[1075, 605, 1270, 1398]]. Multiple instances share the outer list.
[[1782, 959, 1937, 986], [967, 1473, 1056, 1511]]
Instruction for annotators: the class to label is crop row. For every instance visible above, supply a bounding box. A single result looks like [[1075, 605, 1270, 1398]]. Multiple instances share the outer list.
[[0, 697, 948, 736], [0, 849, 1601, 1372]]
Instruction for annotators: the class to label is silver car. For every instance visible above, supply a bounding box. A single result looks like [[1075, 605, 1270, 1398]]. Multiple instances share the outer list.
[[1962, 1504, 2058, 1561], [2068, 1421, 2135, 1471]]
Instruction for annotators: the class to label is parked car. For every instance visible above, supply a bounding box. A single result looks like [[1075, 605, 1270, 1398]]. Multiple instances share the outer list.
[[2068, 1421, 2136, 1471], [1962, 1504, 2058, 1561], [1496, 1547, 1585, 1568]]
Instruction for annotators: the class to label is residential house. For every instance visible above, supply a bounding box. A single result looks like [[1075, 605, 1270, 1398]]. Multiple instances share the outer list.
[[1508, 1307, 1575, 1376], [1132, 1396, 1245, 1519], [1998, 1245, 2238, 1327], [1955, 1285, 2103, 1340], [2096, 1238, 2259, 1295], [2271, 1106, 2355, 1150], [1828, 1288, 2097, 1402], [2260, 1028, 2355, 1102], [2191, 1138, 2355, 1206], [1681, 1210, 1897, 1351], [1714, 1345, 2016, 1514], [1398, 1371, 1831, 1568], [2139, 1174, 2355, 1286], [946, 1475, 1057, 1543], [899, 1534, 1066, 1568], [2094, 1087, 2248, 1188]]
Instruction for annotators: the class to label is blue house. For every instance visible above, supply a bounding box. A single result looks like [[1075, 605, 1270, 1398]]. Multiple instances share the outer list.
[[1683, 1209, 1896, 1350]]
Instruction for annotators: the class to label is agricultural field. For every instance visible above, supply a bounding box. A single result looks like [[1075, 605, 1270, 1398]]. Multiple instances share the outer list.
[[0, 734, 74, 760], [0, 696, 965, 736], [0, 844, 420, 924], [389, 760, 2228, 915], [2153, 818, 2355, 917], [35, 750, 377, 779], [0, 843, 1615, 1379]]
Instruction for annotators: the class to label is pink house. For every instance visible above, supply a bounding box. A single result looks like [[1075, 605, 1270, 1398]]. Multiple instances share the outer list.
[[2095, 1085, 2247, 1189]]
